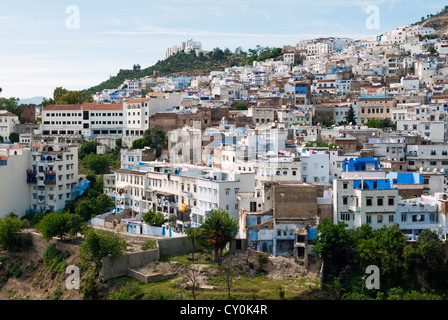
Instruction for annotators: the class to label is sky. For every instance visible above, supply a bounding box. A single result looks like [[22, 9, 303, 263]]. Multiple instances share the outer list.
[[0, 0, 445, 100]]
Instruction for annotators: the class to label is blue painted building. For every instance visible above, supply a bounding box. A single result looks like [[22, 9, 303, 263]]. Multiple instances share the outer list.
[[343, 158, 380, 172]]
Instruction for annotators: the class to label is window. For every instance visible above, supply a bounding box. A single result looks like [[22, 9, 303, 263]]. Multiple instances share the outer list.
[[377, 198, 383, 206], [366, 198, 372, 206], [343, 183, 348, 189], [401, 214, 407, 222], [389, 215, 394, 222], [367, 215, 372, 224], [388, 198, 394, 206], [343, 197, 348, 205], [377, 215, 383, 223], [340, 213, 351, 221]]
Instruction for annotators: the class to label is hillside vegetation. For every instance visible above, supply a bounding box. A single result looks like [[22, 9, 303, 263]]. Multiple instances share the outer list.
[[416, 6, 448, 34], [83, 46, 284, 96]]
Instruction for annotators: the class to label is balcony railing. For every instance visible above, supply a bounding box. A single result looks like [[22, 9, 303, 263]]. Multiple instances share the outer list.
[[27, 170, 37, 175], [44, 180, 56, 185], [27, 178, 37, 184], [44, 170, 56, 175]]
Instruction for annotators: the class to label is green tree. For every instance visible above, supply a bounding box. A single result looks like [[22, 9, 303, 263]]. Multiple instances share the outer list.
[[355, 225, 408, 290], [142, 127, 167, 156], [365, 118, 396, 129], [37, 211, 71, 241], [0, 215, 23, 250], [8, 132, 19, 143], [345, 105, 357, 124], [80, 141, 96, 159], [312, 218, 351, 275], [142, 208, 166, 227], [427, 46, 438, 54], [233, 103, 248, 110], [52, 87, 92, 105], [79, 226, 128, 269], [96, 193, 115, 213], [83, 154, 110, 174], [0, 97, 22, 117], [67, 214, 86, 238], [198, 208, 238, 263], [416, 229, 447, 275], [131, 138, 151, 151], [75, 199, 101, 221], [314, 112, 334, 127], [186, 227, 201, 261]]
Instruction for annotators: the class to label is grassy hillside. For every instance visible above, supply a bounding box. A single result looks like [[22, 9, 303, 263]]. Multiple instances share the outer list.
[[83, 49, 248, 96], [83, 46, 285, 96]]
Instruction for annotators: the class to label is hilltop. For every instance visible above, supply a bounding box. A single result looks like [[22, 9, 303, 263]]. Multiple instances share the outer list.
[[416, 6, 448, 34], [83, 49, 249, 96], [83, 46, 285, 96]]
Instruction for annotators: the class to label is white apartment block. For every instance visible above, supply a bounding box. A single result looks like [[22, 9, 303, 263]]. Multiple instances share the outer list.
[[365, 136, 407, 162], [276, 109, 312, 126], [0, 147, 31, 218], [406, 144, 448, 172], [40, 103, 124, 137], [165, 39, 204, 59], [333, 177, 399, 230], [122, 93, 185, 147], [397, 120, 446, 143], [378, 25, 435, 45], [0, 111, 19, 141], [113, 164, 255, 229], [298, 148, 330, 185], [329, 150, 358, 182], [27, 143, 79, 213], [306, 42, 335, 55], [0, 143, 80, 217]]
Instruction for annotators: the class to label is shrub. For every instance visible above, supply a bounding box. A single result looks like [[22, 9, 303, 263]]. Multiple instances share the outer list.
[[43, 244, 70, 273], [141, 240, 157, 251]]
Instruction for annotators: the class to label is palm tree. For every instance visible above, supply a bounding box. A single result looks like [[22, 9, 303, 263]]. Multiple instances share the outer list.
[[198, 209, 238, 264]]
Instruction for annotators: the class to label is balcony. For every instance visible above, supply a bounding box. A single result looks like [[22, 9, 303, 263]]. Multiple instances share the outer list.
[[27, 169, 37, 175], [44, 170, 56, 175], [27, 178, 37, 184], [44, 180, 56, 185]]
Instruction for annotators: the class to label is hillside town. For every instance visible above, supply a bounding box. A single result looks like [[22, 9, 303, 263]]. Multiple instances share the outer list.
[[2, 22, 448, 268]]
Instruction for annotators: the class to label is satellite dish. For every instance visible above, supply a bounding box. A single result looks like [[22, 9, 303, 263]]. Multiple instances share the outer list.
[[419, 167, 423, 173], [417, 215, 422, 221]]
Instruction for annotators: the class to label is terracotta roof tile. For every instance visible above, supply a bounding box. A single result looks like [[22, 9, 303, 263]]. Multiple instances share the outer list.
[[0, 112, 19, 117], [43, 104, 82, 111], [125, 98, 150, 104], [82, 103, 123, 110]]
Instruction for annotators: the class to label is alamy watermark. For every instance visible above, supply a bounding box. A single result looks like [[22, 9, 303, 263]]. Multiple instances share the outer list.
[[65, 265, 80, 290], [365, 265, 380, 289], [65, 5, 80, 30], [365, 5, 380, 30]]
